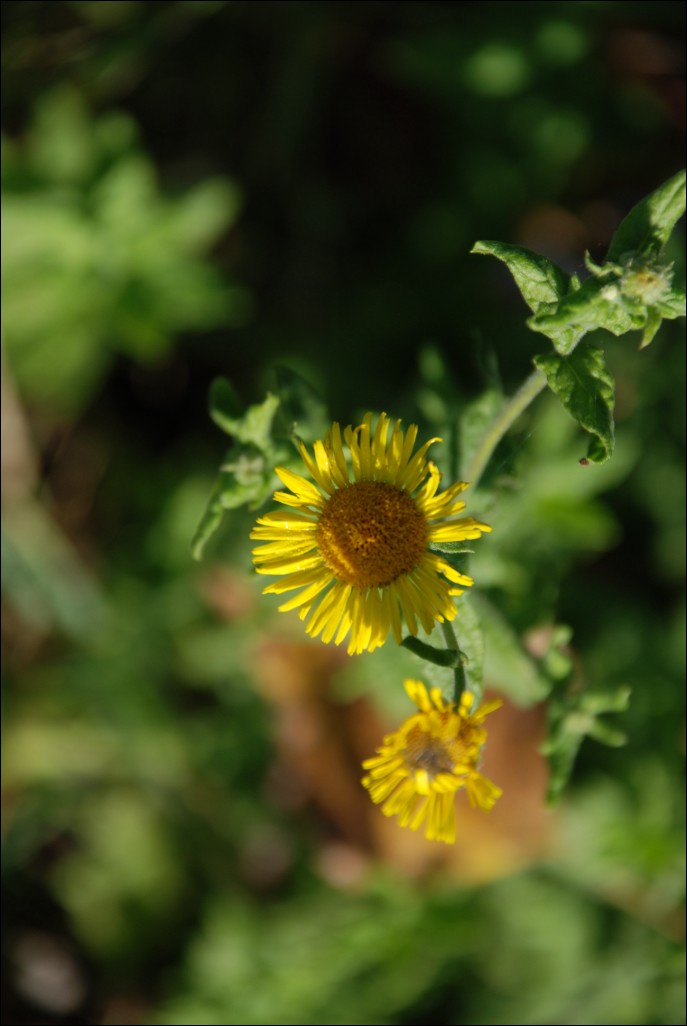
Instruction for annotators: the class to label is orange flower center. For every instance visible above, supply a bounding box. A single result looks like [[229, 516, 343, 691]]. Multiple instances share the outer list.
[[405, 725, 458, 776], [402, 713, 485, 781], [316, 481, 428, 588]]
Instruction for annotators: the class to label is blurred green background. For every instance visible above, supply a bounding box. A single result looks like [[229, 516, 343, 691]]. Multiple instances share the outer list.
[[1, 3, 685, 1024]]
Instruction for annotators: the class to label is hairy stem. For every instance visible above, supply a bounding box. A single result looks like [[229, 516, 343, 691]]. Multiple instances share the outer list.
[[465, 368, 547, 487]]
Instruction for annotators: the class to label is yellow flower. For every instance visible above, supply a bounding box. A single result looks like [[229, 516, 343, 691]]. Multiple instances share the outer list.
[[362, 680, 502, 844], [250, 412, 491, 655]]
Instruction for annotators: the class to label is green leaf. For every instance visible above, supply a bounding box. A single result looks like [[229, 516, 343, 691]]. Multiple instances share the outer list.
[[543, 686, 630, 804], [454, 595, 486, 705], [209, 378, 244, 433], [533, 344, 615, 464], [471, 240, 586, 353], [191, 445, 275, 560], [172, 178, 241, 253], [190, 496, 225, 562], [470, 593, 550, 707], [606, 169, 686, 262], [471, 241, 570, 310], [194, 381, 285, 559], [639, 307, 662, 350], [209, 380, 280, 453], [657, 288, 686, 319], [527, 275, 644, 350], [480, 176, 685, 356], [274, 366, 329, 442]]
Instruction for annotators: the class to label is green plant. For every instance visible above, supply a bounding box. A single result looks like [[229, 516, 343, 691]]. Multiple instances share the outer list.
[[2, 85, 245, 415], [195, 171, 685, 827]]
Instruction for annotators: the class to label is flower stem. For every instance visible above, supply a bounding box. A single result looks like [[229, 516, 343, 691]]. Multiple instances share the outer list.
[[441, 620, 466, 704], [465, 368, 547, 487]]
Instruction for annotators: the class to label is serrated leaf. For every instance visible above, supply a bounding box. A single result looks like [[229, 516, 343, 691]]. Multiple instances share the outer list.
[[527, 275, 646, 351], [471, 240, 570, 310], [534, 344, 615, 464], [606, 169, 686, 263], [472, 241, 587, 353], [274, 365, 329, 442]]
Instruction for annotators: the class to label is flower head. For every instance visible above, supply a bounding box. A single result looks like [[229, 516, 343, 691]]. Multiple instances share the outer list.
[[362, 680, 502, 844], [250, 413, 490, 655]]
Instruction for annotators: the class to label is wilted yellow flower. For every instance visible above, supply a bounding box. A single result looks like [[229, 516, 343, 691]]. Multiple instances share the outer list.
[[250, 412, 490, 655], [362, 679, 502, 844]]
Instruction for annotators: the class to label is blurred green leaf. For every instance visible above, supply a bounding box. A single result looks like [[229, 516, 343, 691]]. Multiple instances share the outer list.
[[208, 377, 244, 432], [209, 382, 279, 452], [471, 592, 550, 706], [543, 686, 631, 804], [172, 178, 242, 254], [453, 593, 486, 705], [656, 288, 686, 319], [479, 174, 685, 357], [194, 385, 284, 558], [1, 504, 106, 640], [27, 84, 98, 185], [534, 344, 615, 464], [274, 364, 330, 442], [191, 449, 274, 560], [1, 88, 243, 414]]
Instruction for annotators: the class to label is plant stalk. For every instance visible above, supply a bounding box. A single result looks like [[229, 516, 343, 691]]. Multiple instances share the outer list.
[[465, 368, 547, 487]]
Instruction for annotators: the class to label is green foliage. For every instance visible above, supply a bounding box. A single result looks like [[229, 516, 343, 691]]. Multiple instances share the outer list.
[[471, 593, 550, 707], [471, 239, 585, 354], [273, 364, 331, 443], [473, 170, 685, 465], [533, 344, 615, 464], [451, 594, 486, 706], [544, 681, 631, 805], [2, 86, 244, 414], [192, 387, 282, 560], [192, 367, 328, 559], [2, 5, 685, 1025]]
